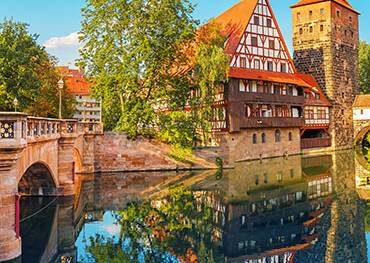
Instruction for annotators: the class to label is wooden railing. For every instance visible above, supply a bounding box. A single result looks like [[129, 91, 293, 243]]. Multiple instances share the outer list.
[[301, 137, 331, 149], [240, 117, 305, 128]]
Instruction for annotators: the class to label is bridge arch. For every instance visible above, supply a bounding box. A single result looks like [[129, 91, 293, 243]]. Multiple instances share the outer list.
[[18, 162, 58, 196], [354, 120, 370, 146]]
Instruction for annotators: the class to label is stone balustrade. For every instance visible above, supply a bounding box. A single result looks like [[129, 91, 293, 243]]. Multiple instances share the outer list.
[[0, 112, 102, 148]]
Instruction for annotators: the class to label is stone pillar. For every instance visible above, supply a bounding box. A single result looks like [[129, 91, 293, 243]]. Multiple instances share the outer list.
[[58, 121, 78, 196], [80, 134, 96, 174], [0, 113, 27, 261]]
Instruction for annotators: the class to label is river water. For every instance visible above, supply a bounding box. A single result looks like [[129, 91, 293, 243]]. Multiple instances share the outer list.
[[19, 150, 370, 263]]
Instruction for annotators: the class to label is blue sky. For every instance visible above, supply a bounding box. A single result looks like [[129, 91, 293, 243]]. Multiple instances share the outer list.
[[0, 0, 368, 66]]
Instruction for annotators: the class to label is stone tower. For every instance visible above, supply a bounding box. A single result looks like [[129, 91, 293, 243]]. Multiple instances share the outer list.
[[291, 0, 360, 149]]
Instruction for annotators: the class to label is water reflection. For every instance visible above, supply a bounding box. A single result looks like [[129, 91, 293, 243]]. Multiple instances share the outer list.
[[20, 151, 369, 263]]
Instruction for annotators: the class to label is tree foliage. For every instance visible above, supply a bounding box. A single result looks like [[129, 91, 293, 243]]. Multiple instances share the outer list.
[[83, 186, 223, 263], [359, 40, 370, 94], [0, 19, 75, 118], [79, 0, 229, 145]]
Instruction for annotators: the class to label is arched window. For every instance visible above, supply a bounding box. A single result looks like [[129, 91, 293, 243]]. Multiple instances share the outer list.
[[262, 133, 266, 143], [252, 133, 257, 144], [275, 129, 281, 143], [288, 132, 293, 141]]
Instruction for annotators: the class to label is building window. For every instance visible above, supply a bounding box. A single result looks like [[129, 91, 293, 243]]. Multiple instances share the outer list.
[[345, 30, 347, 36], [309, 10, 313, 17], [309, 26, 313, 33], [269, 39, 275, 49], [252, 133, 257, 144], [351, 31, 354, 38], [337, 10, 340, 18], [240, 57, 247, 68], [254, 16, 260, 25], [254, 59, 260, 70], [288, 132, 293, 141], [275, 129, 281, 143], [297, 12, 301, 21], [255, 175, 259, 185], [315, 93, 321, 100], [251, 36, 258, 47], [267, 61, 273, 71], [320, 8, 325, 15], [299, 28, 303, 35], [240, 80, 250, 92], [267, 18, 272, 28], [245, 104, 252, 117], [361, 109, 364, 115], [320, 25, 324, 32], [281, 63, 286, 73], [262, 133, 266, 143]]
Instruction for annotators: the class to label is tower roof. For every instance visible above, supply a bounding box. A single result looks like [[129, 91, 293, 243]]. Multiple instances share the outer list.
[[290, 0, 360, 15]]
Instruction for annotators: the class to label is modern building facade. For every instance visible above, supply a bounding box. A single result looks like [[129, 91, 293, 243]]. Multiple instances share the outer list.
[[58, 66, 102, 123]]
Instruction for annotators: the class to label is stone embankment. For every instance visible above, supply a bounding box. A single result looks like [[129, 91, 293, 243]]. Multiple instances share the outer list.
[[91, 132, 215, 173]]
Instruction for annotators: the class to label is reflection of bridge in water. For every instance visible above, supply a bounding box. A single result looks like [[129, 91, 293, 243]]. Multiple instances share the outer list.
[[17, 150, 369, 263]]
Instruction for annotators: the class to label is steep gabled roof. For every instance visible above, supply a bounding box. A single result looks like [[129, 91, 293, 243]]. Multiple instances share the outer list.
[[297, 73, 332, 106], [290, 0, 360, 15], [209, 0, 258, 56], [65, 76, 91, 96], [353, 95, 370, 108]]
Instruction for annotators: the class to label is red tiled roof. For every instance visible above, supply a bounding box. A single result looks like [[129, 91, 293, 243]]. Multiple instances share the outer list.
[[65, 76, 91, 96], [296, 73, 332, 106], [353, 95, 370, 108], [209, 0, 258, 56], [290, 0, 360, 15], [229, 68, 312, 87]]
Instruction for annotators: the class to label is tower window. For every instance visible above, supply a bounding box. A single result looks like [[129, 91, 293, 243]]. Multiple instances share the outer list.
[[299, 28, 303, 35], [337, 10, 340, 17], [267, 18, 272, 28], [240, 57, 247, 68], [288, 132, 293, 141], [262, 133, 266, 144], [345, 30, 347, 36], [309, 10, 313, 17], [251, 36, 258, 47], [351, 31, 354, 38], [297, 12, 301, 21], [309, 26, 313, 33], [320, 8, 325, 15], [254, 16, 260, 25], [267, 61, 274, 71], [320, 25, 324, 32], [269, 40, 275, 49], [275, 130, 281, 143]]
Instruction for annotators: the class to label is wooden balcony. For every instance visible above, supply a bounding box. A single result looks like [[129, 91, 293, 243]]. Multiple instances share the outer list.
[[240, 117, 305, 129], [301, 138, 331, 149], [231, 92, 305, 105]]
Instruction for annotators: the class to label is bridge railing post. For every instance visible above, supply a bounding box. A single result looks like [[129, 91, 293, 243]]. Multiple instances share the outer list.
[[0, 112, 28, 149]]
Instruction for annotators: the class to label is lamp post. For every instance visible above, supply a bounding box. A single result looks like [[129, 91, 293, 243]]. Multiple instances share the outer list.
[[13, 97, 19, 112], [58, 79, 64, 119]]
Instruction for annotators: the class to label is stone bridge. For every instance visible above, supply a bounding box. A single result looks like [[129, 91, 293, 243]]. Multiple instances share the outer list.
[[353, 119, 370, 145], [0, 112, 102, 262]]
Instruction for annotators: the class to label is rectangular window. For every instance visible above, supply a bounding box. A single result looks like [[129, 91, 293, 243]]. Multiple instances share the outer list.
[[254, 59, 260, 70], [251, 36, 258, 47], [254, 16, 259, 25], [267, 18, 272, 28], [320, 8, 325, 15], [269, 39, 275, 49], [309, 10, 313, 17], [320, 25, 324, 32], [267, 61, 273, 71], [240, 57, 247, 68], [297, 12, 301, 21], [309, 26, 313, 33], [281, 63, 286, 73]]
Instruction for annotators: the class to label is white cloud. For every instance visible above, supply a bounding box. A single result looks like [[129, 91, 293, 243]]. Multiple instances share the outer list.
[[44, 32, 80, 49]]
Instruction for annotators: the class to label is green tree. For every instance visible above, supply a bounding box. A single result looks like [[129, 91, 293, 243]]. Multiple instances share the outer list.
[[0, 19, 75, 117], [83, 186, 223, 263], [79, 0, 229, 143], [359, 40, 370, 94]]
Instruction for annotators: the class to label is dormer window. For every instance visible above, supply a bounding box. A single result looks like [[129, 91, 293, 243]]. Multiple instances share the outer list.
[[251, 36, 258, 47], [267, 18, 272, 28], [254, 16, 260, 25], [281, 63, 286, 73]]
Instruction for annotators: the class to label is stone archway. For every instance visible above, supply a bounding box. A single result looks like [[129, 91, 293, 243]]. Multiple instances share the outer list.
[[18, 162, 58, 196], [354, 120, 370, 145]]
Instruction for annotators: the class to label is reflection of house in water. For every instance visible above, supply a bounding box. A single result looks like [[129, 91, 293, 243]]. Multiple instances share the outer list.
[[195, 154, 334, 262]]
